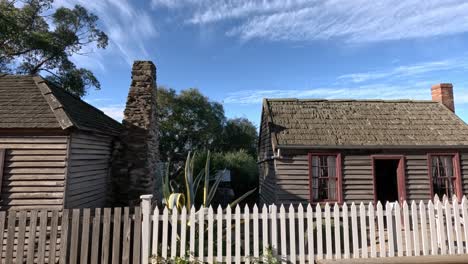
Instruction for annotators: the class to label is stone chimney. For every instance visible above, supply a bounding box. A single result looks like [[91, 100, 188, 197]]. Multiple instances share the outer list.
[[432, 83, 455, 112], [113, 61, 159, 206]]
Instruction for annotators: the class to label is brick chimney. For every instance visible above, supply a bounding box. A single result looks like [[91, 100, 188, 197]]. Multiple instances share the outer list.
[[112, 61, 160, 206], [431, 83, 455, 112]]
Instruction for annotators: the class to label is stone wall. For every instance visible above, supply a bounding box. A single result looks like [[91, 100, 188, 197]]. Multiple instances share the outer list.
[[112, 61, 160, 206]]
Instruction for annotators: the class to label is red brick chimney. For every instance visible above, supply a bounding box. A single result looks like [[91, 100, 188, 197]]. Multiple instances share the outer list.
[[431, 83, 455, 112]]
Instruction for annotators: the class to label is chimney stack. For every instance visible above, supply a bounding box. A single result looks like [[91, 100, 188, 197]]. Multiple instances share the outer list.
[[113, 61, 160, 206], [431, 83, 455, 112]]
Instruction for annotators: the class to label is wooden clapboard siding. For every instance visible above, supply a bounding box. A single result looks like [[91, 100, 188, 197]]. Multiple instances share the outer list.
[[258, 160, 276, 204], [404, 154, 431, 201], [258, 108, 273, 161], [270, 149, 464, 205], [258, 110, 277, 205], [0, 135, 68, 210], [274, 155, 309, 204], [343, 154, 374, 203], [461, 152, 468, 195], [65, 131, 113, 208]]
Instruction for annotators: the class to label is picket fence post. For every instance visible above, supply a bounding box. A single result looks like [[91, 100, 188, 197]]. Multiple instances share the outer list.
[[140, 194, 152, 264]]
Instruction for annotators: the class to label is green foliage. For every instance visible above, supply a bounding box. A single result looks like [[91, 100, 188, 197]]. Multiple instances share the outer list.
[[150, 255, 199, 264], [157, 87, 258, 164], [221, 118, 258, 157], [193, 150, 259, 204], [0, 0, 108, 97], [157, 87, 225, 162], [162, 151, 256, 210]]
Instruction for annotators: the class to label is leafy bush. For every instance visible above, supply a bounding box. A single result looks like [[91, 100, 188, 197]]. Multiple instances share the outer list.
[[193, 150, 258, 205]]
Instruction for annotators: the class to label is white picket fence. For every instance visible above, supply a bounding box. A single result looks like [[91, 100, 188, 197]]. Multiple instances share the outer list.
[[140, 195, 468, 263]]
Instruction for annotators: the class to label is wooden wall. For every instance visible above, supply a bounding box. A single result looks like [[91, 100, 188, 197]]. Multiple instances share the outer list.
[[65, 131, 114, 208], [258, 110, 277, 205], [462, 152, 468, 195], [0, 135, 68, 210], [273, 149, 468, 205]]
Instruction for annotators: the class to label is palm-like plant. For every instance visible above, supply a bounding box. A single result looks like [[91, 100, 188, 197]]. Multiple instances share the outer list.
[[162, 151, 256, 211]]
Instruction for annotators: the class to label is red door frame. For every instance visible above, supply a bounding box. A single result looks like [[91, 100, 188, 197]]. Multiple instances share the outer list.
[[371, 155, 406, 204]]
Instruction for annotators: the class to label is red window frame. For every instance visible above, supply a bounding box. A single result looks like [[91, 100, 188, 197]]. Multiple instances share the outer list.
[[427, 153, 462, 200], [308, 153, 342, 204]]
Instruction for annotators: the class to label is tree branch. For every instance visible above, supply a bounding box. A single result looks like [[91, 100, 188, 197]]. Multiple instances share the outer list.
[[29, 54, 57, 74]]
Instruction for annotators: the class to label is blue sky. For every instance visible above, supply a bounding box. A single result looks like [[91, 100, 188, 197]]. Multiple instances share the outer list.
[[55, 0, 468, 126]]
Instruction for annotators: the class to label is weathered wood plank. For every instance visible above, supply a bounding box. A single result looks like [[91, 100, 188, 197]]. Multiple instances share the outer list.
[[3, 186, 64, 192], [16, 211, 27, 263], [0, 137, 68, 143], [37, 210, 48, 264], [5, 211, 16, 264], [2, 192, 63, 199], [58, 210, 69, 264], [101, 208, 111, 264], [80, 208, 91, 264], [90, 208, 101, 264], [69, 209, 80, 264], [49, 210, 59, 264], [8, 149, 67, 155], [121, 207, 131, 264], [112, 207, 122, 264], [5, 161, 66, 168], [133, 207, 142, 264], [27, 210, 38, 264], [4, 167, 65, 174], [0, 144, 67, 149]]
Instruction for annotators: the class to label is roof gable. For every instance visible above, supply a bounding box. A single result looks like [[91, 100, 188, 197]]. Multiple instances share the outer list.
[[263, 98, 468, 147], [0, 75, 61, 129], [0, 75, 122, 135]]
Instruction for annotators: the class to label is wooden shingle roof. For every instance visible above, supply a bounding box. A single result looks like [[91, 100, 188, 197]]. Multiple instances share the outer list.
[[0, 75, 122, 135], [263, 98, 468, 148]]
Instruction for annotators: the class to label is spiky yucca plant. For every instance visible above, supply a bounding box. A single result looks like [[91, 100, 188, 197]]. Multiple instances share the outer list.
[[162, 151, 256, 212]]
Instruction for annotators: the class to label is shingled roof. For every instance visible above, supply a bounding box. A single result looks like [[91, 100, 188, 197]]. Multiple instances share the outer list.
[[263, 98, 468, 148], [0, 75, 122, 135]]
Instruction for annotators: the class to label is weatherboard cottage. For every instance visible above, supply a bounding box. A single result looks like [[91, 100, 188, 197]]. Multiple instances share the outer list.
[[258, 84, 468, 205]]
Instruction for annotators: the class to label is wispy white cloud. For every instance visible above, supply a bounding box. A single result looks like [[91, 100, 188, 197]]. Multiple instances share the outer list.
[[339, 59, 468, 83], [54, 0, 157, 66], [98, 104, 125, 121], [224, 83, 432, 104], [152, 0, 468, 43]]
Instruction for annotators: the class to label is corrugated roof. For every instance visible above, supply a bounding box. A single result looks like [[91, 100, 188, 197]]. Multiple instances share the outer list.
[[0, 75, 122, 135], [263, 98, 468, 147]]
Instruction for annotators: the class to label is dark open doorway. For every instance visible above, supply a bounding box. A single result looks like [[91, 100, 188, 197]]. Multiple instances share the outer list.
[[374, 159, 400, 204]]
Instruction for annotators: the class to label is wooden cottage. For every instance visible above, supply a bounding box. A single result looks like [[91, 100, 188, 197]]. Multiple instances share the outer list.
[[0, 75, 122, 210], [258, 83, 468, 206]]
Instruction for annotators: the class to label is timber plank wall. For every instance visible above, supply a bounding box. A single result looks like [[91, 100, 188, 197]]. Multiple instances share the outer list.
[[0, 136, 68, 210], [258, 110, 277, 205], [65, 131, 113, 208], [274, 149, 468, 205]]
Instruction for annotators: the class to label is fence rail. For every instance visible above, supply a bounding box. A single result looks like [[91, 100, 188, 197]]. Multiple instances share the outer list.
[[141, 195, 468, 263]]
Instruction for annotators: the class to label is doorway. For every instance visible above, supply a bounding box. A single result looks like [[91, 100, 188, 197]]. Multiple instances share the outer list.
[[374, 159, 400, 204]]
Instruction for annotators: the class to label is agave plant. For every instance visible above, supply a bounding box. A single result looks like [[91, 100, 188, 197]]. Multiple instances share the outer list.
[[162, 151, 256, 211]]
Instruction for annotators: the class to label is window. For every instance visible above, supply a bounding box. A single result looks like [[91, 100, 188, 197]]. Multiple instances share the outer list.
[[309, 153, 342, 203], [429, 154, 461, 198]]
